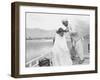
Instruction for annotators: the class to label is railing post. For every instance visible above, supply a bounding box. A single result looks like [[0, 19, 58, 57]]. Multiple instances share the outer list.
[[29, 63, 32, 67]]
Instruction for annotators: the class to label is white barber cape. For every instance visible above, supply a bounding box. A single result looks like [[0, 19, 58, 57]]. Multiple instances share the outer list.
[[52, 33, 72, 66]]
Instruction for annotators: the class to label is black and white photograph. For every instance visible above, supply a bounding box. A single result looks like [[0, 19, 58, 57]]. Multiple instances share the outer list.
[[25, 13, 90, 67], [11, 2, 97, 78]]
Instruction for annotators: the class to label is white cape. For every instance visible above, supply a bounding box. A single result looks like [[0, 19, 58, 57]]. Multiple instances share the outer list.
[[52, 34, 72, 66]]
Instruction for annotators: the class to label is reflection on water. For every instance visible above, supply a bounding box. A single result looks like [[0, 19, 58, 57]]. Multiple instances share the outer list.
[[26, 39, 89, 64], [25, 40, 53, 62]]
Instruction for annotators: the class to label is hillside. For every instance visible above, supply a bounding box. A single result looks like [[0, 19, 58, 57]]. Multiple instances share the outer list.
[[26, 28, 56, 39], [26, 28, 89, 40]]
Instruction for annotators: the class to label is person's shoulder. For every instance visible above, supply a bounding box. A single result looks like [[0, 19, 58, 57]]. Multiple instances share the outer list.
[[54, 33, 59, 38]]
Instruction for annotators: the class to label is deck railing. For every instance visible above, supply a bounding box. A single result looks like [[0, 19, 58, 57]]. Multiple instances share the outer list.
[[26, 52, 52, 67]]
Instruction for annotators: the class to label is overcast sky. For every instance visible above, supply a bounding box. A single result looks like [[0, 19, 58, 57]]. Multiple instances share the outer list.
[[26, 12, 90, 32]]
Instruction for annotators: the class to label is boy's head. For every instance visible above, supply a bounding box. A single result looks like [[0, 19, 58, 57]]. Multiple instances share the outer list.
[[56, 28, 64, 37]]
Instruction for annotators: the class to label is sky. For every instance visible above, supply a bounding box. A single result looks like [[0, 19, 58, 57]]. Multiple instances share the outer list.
[[26, 12, 89, 29]]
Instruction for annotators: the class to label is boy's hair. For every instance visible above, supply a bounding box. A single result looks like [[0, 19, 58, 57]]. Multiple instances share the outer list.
[[56, 28, 66, 34]]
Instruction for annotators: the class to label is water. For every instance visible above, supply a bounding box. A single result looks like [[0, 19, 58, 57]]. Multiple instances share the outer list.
[[25, 40, 53, 62], [26, 39, 89, 64]]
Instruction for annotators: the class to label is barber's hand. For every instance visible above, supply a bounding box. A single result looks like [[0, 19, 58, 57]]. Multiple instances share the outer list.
[[66, 29, 69, 32], [64, 29, 69, 32]]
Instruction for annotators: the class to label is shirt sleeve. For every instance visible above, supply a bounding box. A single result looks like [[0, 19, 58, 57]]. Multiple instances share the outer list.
[[68, 25, 76, 33]]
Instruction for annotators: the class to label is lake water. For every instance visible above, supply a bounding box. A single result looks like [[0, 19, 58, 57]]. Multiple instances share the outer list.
[[25, 40, 53, 62], [26, 39, 89, 64]]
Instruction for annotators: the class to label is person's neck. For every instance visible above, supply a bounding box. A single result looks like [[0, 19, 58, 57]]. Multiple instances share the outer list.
[[58, 35, 63, 37]]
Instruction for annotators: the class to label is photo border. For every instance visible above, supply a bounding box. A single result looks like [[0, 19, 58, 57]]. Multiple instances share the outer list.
[[11, 2, 98, 78]]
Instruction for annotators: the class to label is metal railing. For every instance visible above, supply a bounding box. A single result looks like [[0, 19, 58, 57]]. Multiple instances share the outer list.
[[26, 52, 52, 67]]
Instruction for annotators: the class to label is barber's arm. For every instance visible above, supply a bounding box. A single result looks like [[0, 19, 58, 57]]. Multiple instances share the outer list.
[[66, 25, 77, 36], [64, 29, 69, 32]]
